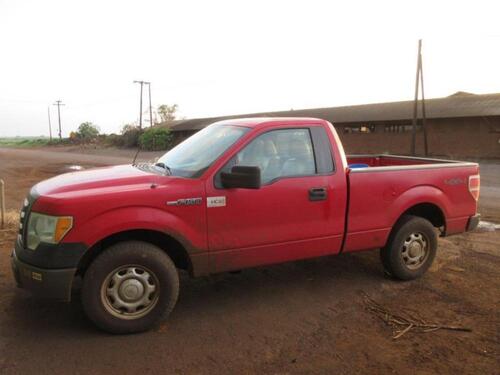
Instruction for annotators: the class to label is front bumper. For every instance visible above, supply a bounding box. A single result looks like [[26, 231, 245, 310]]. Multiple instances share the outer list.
[[466, 213, 481, 232], [11, 250, 76, 301], [11, 235, 86, 301]]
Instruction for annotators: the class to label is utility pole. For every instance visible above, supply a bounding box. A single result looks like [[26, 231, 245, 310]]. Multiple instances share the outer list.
[[53, 100, 64, 141], [147, 82, 153, 127], [411, 39, 428, 156], [133, 80, 150, 129], [47, 106, 53, 141], [411, 40, 421, 156], [419, 51, 428, 156]]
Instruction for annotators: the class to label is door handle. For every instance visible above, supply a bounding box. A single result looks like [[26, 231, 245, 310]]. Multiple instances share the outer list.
[[309, 187, 327, 201]]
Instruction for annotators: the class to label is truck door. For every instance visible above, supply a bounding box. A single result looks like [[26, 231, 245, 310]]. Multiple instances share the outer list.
[[205, 125, 347, 272]]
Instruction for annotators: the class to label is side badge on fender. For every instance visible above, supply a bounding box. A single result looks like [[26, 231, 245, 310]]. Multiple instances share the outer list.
[[166, 197, 202, 206], [207, 196, 226, 208]]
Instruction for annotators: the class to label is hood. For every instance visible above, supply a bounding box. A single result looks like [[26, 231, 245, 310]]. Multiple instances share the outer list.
[[34, 164, 161, 197]]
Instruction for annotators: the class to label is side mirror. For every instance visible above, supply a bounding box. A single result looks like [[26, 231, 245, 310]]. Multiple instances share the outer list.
[[220, 166, 261, 189]]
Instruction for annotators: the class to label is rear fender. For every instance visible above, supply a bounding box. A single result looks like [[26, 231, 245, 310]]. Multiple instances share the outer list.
[[390, 185, 450, 231]]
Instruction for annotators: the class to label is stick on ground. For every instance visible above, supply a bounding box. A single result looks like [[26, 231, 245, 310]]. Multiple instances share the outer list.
[[362, 293, 471, 339]]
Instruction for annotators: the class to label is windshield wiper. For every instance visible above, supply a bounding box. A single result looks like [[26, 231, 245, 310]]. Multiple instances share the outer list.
[[154, 162, 172, 176]]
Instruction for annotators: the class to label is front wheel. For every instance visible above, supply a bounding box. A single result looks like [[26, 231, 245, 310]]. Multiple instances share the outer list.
[[380, 215, 437, 280], [82, 241, 179, 334]]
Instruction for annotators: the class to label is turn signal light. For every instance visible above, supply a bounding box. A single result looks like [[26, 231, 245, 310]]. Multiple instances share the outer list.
[[54, 217, 73, 242]]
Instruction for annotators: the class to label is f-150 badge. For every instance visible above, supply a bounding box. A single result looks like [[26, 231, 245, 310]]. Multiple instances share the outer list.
[[444, 178, 465, 186], [166, 197, 202, 206]]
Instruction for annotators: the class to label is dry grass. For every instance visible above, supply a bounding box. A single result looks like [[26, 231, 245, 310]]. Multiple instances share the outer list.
[[2, 209, 19, 229], [0, 210, 18, 247]]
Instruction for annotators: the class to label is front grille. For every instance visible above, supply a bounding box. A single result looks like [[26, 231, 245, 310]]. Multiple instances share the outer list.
[[18, 193, 36, 247]]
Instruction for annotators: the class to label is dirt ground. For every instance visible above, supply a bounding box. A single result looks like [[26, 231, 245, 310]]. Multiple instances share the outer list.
[[0, 147, 498, 374]]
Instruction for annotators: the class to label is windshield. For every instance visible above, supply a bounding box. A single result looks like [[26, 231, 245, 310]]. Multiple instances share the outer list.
[[156, 124, 249, 178]]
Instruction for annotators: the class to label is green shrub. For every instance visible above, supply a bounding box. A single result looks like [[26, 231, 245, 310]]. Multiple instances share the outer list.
[[102, 133, 122, 147], [120, 124, 142, 148], [139, 127, 173, 151]]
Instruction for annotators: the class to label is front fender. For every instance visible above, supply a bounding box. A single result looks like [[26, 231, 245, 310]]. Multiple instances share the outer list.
[[63, 206, 206, 254]]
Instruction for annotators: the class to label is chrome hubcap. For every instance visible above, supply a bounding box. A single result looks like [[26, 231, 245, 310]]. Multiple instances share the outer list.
[[101, 265, 159, 320], [402, 232, 428, 270]]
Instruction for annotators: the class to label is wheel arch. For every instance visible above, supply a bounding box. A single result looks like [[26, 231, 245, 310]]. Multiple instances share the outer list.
[[77, 229, 194, 277], [400, 202, 446, 229]]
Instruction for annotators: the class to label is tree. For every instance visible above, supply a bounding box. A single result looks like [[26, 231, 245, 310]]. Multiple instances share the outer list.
[[157, 104, 178, 125], [76, 122, 99, 143], [120, 123, 142, 148], [139, 127, 173, 151]]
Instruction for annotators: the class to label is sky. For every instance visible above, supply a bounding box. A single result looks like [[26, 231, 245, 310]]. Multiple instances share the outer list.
[[0, 0, 499, 137]]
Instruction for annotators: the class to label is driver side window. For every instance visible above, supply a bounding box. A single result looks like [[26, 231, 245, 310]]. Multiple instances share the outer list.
[[218, 128, 316, 185]]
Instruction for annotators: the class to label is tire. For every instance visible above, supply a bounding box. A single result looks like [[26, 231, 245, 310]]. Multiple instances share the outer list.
[[82, 241, 179, 334], [380, 215, 437, 280]]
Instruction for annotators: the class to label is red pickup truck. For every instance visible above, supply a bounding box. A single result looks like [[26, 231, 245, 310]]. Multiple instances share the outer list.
[[11, 118, 480, 333]]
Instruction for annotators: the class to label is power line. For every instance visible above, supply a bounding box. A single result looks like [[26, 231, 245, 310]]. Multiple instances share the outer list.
[[53, 100, 65, 140]]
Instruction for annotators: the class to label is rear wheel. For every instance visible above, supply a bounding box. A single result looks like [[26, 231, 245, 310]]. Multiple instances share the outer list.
[[380, 215, 437, 280], [82, 241, 179, 334]]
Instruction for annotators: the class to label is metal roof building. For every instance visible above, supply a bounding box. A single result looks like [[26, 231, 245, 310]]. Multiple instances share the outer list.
[[165, 92, 500, 132], [162, 92, 500, 159]]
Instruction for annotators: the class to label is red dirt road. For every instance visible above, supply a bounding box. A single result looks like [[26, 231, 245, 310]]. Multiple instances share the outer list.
[[0, 147, 499, 374]]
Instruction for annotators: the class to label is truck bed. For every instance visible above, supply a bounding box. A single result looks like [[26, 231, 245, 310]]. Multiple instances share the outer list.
[[343, 154, 479, 253], [347, 154, 476, 169]]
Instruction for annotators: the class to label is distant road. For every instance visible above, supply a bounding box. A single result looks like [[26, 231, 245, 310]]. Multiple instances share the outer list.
[[0, 147, 162, 209], [0, 146, 164, 165]]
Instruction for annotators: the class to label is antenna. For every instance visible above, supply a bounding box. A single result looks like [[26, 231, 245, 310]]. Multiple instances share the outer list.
[[132, 145, 141, 166]]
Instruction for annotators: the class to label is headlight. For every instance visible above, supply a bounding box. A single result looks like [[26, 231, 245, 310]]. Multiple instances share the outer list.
[[27, 213, 73, 250]]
